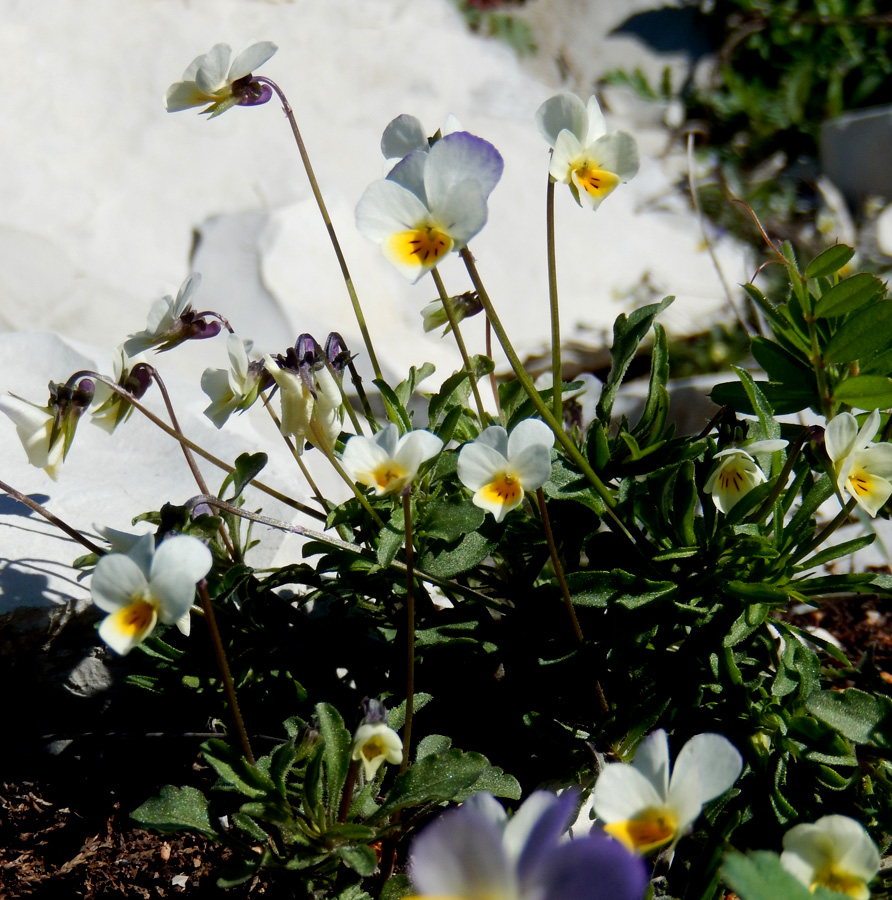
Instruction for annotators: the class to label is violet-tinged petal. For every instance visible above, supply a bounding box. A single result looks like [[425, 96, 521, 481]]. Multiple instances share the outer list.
[[538, 834, 649, 900]]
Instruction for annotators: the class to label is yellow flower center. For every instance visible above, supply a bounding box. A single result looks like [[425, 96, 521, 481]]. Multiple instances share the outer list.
[[387, 226, 454, 267], [848, 466, 872, 497], [360, 736, 388, 762], [572, 164, 620, 200], [718, 463, 746, 493], [603, 806, 678, 854], [812, 866, 867, 899], [120, 600, 157, 637], [371, 462, 407, 492], [481, 473, 523, 506]]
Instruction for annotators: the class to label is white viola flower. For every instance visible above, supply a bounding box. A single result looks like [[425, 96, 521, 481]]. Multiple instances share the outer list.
[[90, 533, 212, 655], [825, 409, 892, 517], [380, 113, 462, 168], [781, 815, 880, 900], [89, 348, 151, 434], [457, 419, 555, 522], [201, 334, 265, 428], [703, 439, 788, 514], [591, 729, 743, 855], [356, 131, 504, 283], [166, 42, 277, 118], [351, 722, 403, 780], [408, 790, 648, 900], [123, 274, 219, 356], [341, 423, 443, 496], [536, 93, 639, 211]]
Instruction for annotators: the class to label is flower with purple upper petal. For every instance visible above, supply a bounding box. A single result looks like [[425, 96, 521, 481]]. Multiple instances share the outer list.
[[407, 790, 648, 900], [356, 130, 504, 283], [166, 42, 277, 118]]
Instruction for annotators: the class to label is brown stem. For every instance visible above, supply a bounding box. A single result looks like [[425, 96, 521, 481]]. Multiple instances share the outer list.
[[400, 490, 416, 774], [486, 317, 503, 423], [0, 479, 105, 555], [536, 487, 582, 643], [197, 581, 254, 764]]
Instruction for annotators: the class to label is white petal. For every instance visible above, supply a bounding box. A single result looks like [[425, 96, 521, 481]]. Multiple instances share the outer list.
[[428, 178, 488, 248], [165, 81, 211, 112], [631, 729, 670, 798], [509, 444, 552, 492], [508, 418, 555, 458], [536, 92, 588, 147], [149, 536, 213, 623], [583, 95, 607, 144], [475, 425, 509, 457], [825, 412, 859, 466], [98, 603, 158, 656], [457, 441, 509, 491], [549, 129, 584, 183], [355, 179, 431, 244], [592, 761, 665, 823], [747, 439, 788, 454], [194, 44, 232, 94], [386, 150, 429, 204], [425, 132, 504, 203], [227, 41, 277, 82], [588, 131, 640, 182], [858, 442, 892, 478], [91, 553, 150, 614], [341, 434, 390, 483], [394, 430, 443, 472], [669, 733, 742, 806]]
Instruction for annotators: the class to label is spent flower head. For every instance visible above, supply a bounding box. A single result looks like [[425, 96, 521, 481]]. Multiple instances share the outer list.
[[703, 438, 787, 514], [201, 334, 269, 428], [780, 814, 880, 900], [421, 290, 483, 334], [90, 533, 212, 655], [591, 729, 742, 855], [0, 380, 94, 480], [536, 93, 639, 210], [166, 42, 277, 118], [89, 348, 152, 434], [264, 334, 344, 455], [457, 419, 555, 522], [123, 274, 220, 356], [341, 423, 443, 496], [825, 409, 892, 517], [356, 130, 503, 283], [407, 790, 648, 900]]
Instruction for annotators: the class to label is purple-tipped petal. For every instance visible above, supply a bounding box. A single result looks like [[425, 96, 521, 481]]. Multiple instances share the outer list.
[[539, 834, 649, 900], [515, 789, 578, 883]]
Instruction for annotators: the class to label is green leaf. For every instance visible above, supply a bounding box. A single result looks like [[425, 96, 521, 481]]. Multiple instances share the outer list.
[[316, 702, 353, 819], [389, 693, 433, 731], [380, 874, 413, 900], [369, 749, 490, 822], [632, 322, 670, 444], [832, 375, 892, 410], [823, 303, 892, 364], [225, 452, 268, 500], [395, 362, 436, 407], [415, 734, 452, 759], [805, 244, 855, 280], [751, 337, 813, 387], [566, 570, 676, 610], [201, 739, 277, 799], [796, 534, 875, 571], [131, 785, 216, 838], [733, 366, 780, 441], [806, 688, 892, 748], [335, 844, 379, 876], [596, 296, 674, 422], [710, 380, 814, 416], [374, 378, 412, 431], [421, 500, 485, 542], [419, 530, 497, 579], [428, 370, 471, 426], [454, 764, 521, 801], [377, 507, 405, 568], [721, 851, 815, 900], [813, 272, 884, 318]]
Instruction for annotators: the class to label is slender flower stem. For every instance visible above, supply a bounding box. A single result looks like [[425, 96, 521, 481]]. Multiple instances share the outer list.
[[485, 317, 503, 422], [68, 372, 325, 521], [535, 487, 582, 643], [146, 367, 236, 559], [545, 172, 562, 423], [255, 77, 383, 381], [196, 581, 254, 764], [430, 268, 486, 422], [0, 479, 105, 555], [326, 360, 364, 435], [400, 490, 416, 774], [346, 357, 379, 432]]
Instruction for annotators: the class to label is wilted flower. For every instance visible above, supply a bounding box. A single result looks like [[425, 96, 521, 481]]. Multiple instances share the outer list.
[[457, 420, 554, 522], [351, 722, 404, 780], [264, 335, 343, 454], [380, 113, 462, 168], [166, 42, 277, 118], [201, 334, 268, 428], [356, 131, 503, 283], [536, 93, 639, 210], [341, 423, 443, 496], [591, 729, 742, 855], [703, 439, 788, 514], [123, 274, 220, 356], [825, 409, 892, 517], [421, 291, 482, 334], [89, 348, 152, 433], [781, 814, 880, 900], [0, 380, 94, 480], [407, 790, 648, 900], [90, 533, 212, 655]]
